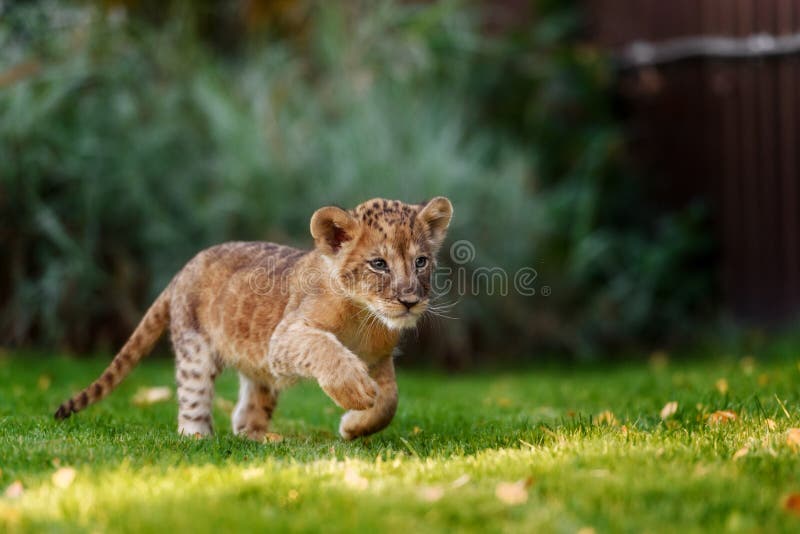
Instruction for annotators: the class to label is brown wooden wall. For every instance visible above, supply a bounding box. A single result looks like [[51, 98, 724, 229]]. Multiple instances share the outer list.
[[586, 0, 800, 322]]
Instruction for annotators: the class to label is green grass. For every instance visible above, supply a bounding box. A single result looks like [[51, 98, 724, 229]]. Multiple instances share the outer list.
[[2, 349, 800, 533]]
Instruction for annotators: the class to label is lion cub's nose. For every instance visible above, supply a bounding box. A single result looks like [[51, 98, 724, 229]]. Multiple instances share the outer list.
[[398, 297, 420, 310]]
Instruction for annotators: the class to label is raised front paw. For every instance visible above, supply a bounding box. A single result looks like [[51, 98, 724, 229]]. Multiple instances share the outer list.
[[339, 389, 398, 440], [319, 369, 378, 411]]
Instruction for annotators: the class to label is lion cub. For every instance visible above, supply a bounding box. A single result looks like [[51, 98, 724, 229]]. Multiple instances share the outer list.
[[55, 197, 453, 440]]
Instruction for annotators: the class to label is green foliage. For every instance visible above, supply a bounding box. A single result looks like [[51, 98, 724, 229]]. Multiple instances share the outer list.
[[0, 0, 712, 361], [2, 346, 800, 531], [460, 1, 713, 356]]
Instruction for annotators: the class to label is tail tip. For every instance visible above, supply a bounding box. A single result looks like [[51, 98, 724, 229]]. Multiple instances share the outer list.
[[54, 403, 72, 420]]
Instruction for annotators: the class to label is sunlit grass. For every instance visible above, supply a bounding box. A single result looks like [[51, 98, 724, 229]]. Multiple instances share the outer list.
[[2, 350, 800, 532]]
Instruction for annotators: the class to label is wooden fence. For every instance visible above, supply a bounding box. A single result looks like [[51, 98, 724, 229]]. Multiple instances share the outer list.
[[586, 0, 800, 322]]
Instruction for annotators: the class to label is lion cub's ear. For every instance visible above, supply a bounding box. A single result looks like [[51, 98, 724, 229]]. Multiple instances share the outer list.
[[418, 196, 453, 250], [310, 206, 359, 254]]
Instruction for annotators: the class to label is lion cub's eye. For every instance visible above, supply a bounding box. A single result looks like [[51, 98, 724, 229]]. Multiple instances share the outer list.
[[368, 258, 389, 271], [414, 256, 429, 269]]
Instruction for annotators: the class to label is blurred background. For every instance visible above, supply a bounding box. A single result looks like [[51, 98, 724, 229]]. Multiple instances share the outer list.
[[1, 0, 798, 368]]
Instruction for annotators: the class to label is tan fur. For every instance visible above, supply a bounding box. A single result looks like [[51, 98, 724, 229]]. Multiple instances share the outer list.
[[55, 197, 453, 440]]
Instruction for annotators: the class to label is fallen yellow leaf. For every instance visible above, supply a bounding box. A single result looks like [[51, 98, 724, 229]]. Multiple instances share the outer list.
[[51, 467, 76, 489], [766, 419, 778, 431], [264, 432, 283, 443], [287, 489, 299, 501], [660, 401, 678, 420], [495, 479, 531, 505], [740, 356, 756, 375], [132, 386, 172, 406], [715, 378, 729, 395], [450, 474, 470, 488], [784, 493, 800, 516], [412, 426, 422, 435], [732, 447, 749, 460], [594, 410, 618, 426], [37, 374, 51, 391], [707, 410, 737, 425], [786, 429, 800, 451], [3, 480, 23, 499], [664, 420, 681, 430]]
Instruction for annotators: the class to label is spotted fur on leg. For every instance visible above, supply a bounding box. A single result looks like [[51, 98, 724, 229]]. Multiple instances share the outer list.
[[173, 329, 220, 437], [232, 374, 279, 441]]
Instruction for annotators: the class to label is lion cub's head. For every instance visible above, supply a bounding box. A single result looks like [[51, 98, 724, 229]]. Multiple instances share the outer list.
[[310, 197, 453, 330]]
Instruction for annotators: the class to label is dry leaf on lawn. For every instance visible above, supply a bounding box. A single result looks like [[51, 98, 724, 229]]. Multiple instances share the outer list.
[[495, 479, 531, 505], [132, 386, 172, 406], [660, 401, 678, 420], [786, 428, 800, 451], [594, 410, 618, 426], [450, 474, 470, 488], [715, 378, 729, 395], [765, 419, 778, 431], [263, 432, 283, 443], [4, 480, 23, 499], [784, 493, 800, 516], [52, 467, 76, 489], [707, 410, 737, 425], [732, 447, 749, 460], [37, 374, 51, 391]]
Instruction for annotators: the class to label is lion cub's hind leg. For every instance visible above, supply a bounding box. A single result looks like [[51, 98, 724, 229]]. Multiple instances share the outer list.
[[233, 373, 279, 441], [173, 330, 221, 437]]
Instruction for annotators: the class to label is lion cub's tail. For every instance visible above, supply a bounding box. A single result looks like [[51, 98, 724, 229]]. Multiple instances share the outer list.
[[54, 286, 172, 420]]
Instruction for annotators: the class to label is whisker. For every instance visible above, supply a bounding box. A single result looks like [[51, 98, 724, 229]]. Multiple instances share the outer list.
[[425, 308, 459, 321], [430, 293, 460, 304], [354, 306, 375, 339], [427, 297, 460, 310], [427, 305, 459, 314]]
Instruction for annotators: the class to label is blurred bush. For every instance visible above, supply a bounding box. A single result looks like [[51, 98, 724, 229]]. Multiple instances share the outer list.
[[0, 0, 713, 363]]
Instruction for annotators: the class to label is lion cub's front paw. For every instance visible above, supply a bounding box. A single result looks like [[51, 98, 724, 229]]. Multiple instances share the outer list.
[[339, 410, 368, 441], [320, 370, 378, 411]]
